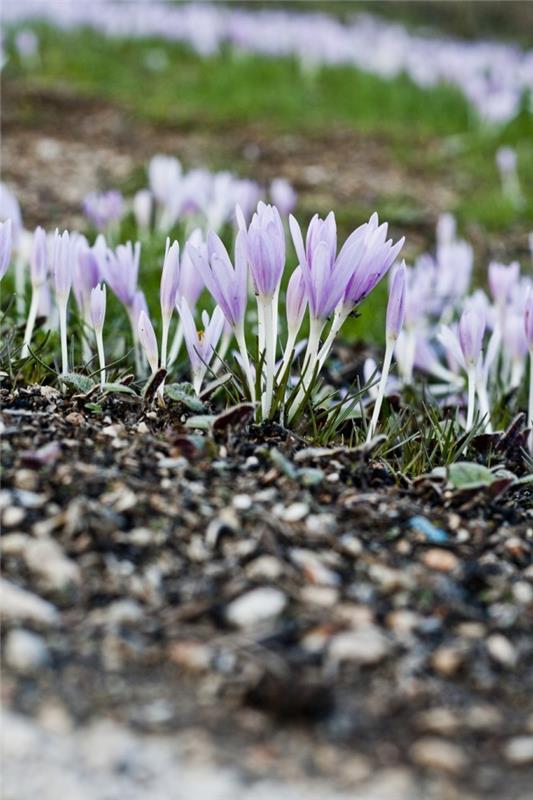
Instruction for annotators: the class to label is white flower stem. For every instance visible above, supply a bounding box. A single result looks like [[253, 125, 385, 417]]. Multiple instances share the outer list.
[[529, 351, 533, 429], [15, 253, 26, 318], [58, 301, 69, 376], [280, 328, 298, 383], [235, 322, 256, 404], [160, 315, 170, 370], [167, 319, 183, 368], [316, 306, 348, 371], [475, 371, 492, 433], [21, 287, 40, 359], [402, 327, 416, 384], [367, 340, 394, 442], [289, 316, 324, 420], [261, 296, 276, 419], [95, 329, 106, 388], [465, 364, 476, 431], [127, 308, 142, 376]]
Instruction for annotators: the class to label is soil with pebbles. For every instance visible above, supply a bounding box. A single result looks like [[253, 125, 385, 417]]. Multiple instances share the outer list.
[[1, 384, 533, 799]]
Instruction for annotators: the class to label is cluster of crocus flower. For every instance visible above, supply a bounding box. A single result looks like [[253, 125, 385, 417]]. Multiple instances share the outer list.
[[1, 180, 532, 441], [81, 157, 297, 237], [5, 0, 533, 124]]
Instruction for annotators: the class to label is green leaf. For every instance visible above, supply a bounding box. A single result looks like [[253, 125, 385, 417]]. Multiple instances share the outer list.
[[85, 402, 103, 414], [62, 373, 95, 393], [448, 461, 496, 489], [102, 382, 138, 397], [185, 415, 216, 430], [165, 382, 205, 412]]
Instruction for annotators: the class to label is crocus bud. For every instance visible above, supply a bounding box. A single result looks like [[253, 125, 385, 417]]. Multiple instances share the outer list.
[[488, 261, 520, 305], [30, 226, 48, 287], [286, 266, 307, 334], [160, 238, 180, 318], [0, 219, 13, 279], [138, 310, 159, 374], [525, 292, 533, 351], [244, 201, 285, 298], [90, 283, 106, 333], [270, 178, 297, 216], [133, 189, 153, 230], [386, 260, 407, 342], [52, 229, 72, 300], [458, 305, 485, 367]]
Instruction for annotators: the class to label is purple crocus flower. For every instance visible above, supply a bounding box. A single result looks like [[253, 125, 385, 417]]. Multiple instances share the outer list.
[[133, 189, 153, 231], [270, 178, 297, 216], [83, 190, 124, 231], [149, 154, 182, 206], [52, 229, 72, 300], [286, 265, 307, 335], [458, 305, 486, 368], [132, 290, 149, 326], [160, 239, 180, 318], [73, 246, 101, 313], [341, 214, 405, 312], [187, 230, 247, 329], [179, 229, 205, 307], [30, 226, 48, 288], [241, 201, 285, 298], [0, 219, 13, 279], [525, 291, 533, 351], [488, 261, 520, 305], [0, 184, 23, 243], [90, 283, 106, 332], [179, 298, 225, 393], [289, 211, 345, 320], [105, 241, 140, 308], [386, 260, 407, 342], [138, 310, 159, 374]]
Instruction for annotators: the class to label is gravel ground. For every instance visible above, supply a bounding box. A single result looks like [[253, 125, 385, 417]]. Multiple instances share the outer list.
[[1, 385, 533, 799]]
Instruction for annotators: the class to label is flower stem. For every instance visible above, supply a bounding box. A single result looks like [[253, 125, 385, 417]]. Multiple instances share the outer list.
[[235, 322, 256, 404], [529, 351, 533, 429], [167, 319, 183, 368], [58, 301, 69, 376], [262, 296, 275, 419], [465, 364, 476, 431], [367, 341, 393, 442], [21, 287, 40, 359], [96, 329, 106, 388], [475, 371, 492, 433], [160, 316, 170, 370], [289, 316, 324, 420]]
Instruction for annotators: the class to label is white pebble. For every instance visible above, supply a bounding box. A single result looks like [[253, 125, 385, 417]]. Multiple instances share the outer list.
[[225, 587, 287, 629], [5, 629, 49, 673]]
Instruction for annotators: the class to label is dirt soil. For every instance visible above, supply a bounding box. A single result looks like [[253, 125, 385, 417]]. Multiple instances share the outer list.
[[1, 385, 533, 799]]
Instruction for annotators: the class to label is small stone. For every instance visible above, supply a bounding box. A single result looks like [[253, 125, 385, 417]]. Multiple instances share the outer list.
[[431, 644, 466, 677], [369, 564, 413, 592], [168, 640, 212, 671], [4, 629, 49, 673], [290, 548, 339, 586], [421, 548, 459, 572], [232, 494, 252, 511], [300, 585, 339, 607], [329, 625, 389, 666], [512, 581, 533, 604], [245, 555, 283, 581], [1, 533, 30, 556], [387, 609, 420, 634], [1, 506, 26, 528], [279, 502, 309, 523], [410, 737, 467, 774], [415, 708, 460, 734], [24, 537, 81, 591], [14, 470, 38, 491], [0, 579, 59, 625], [65, 412, 84, 426], [465, 704, 502, 731], [505, 537, 527, 558], [305, 513, 336, 538], [486, 633, 517, 668], [503, 736, 533, 765], [103, 599, 143, 627], [225, 587, 287, 629]]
